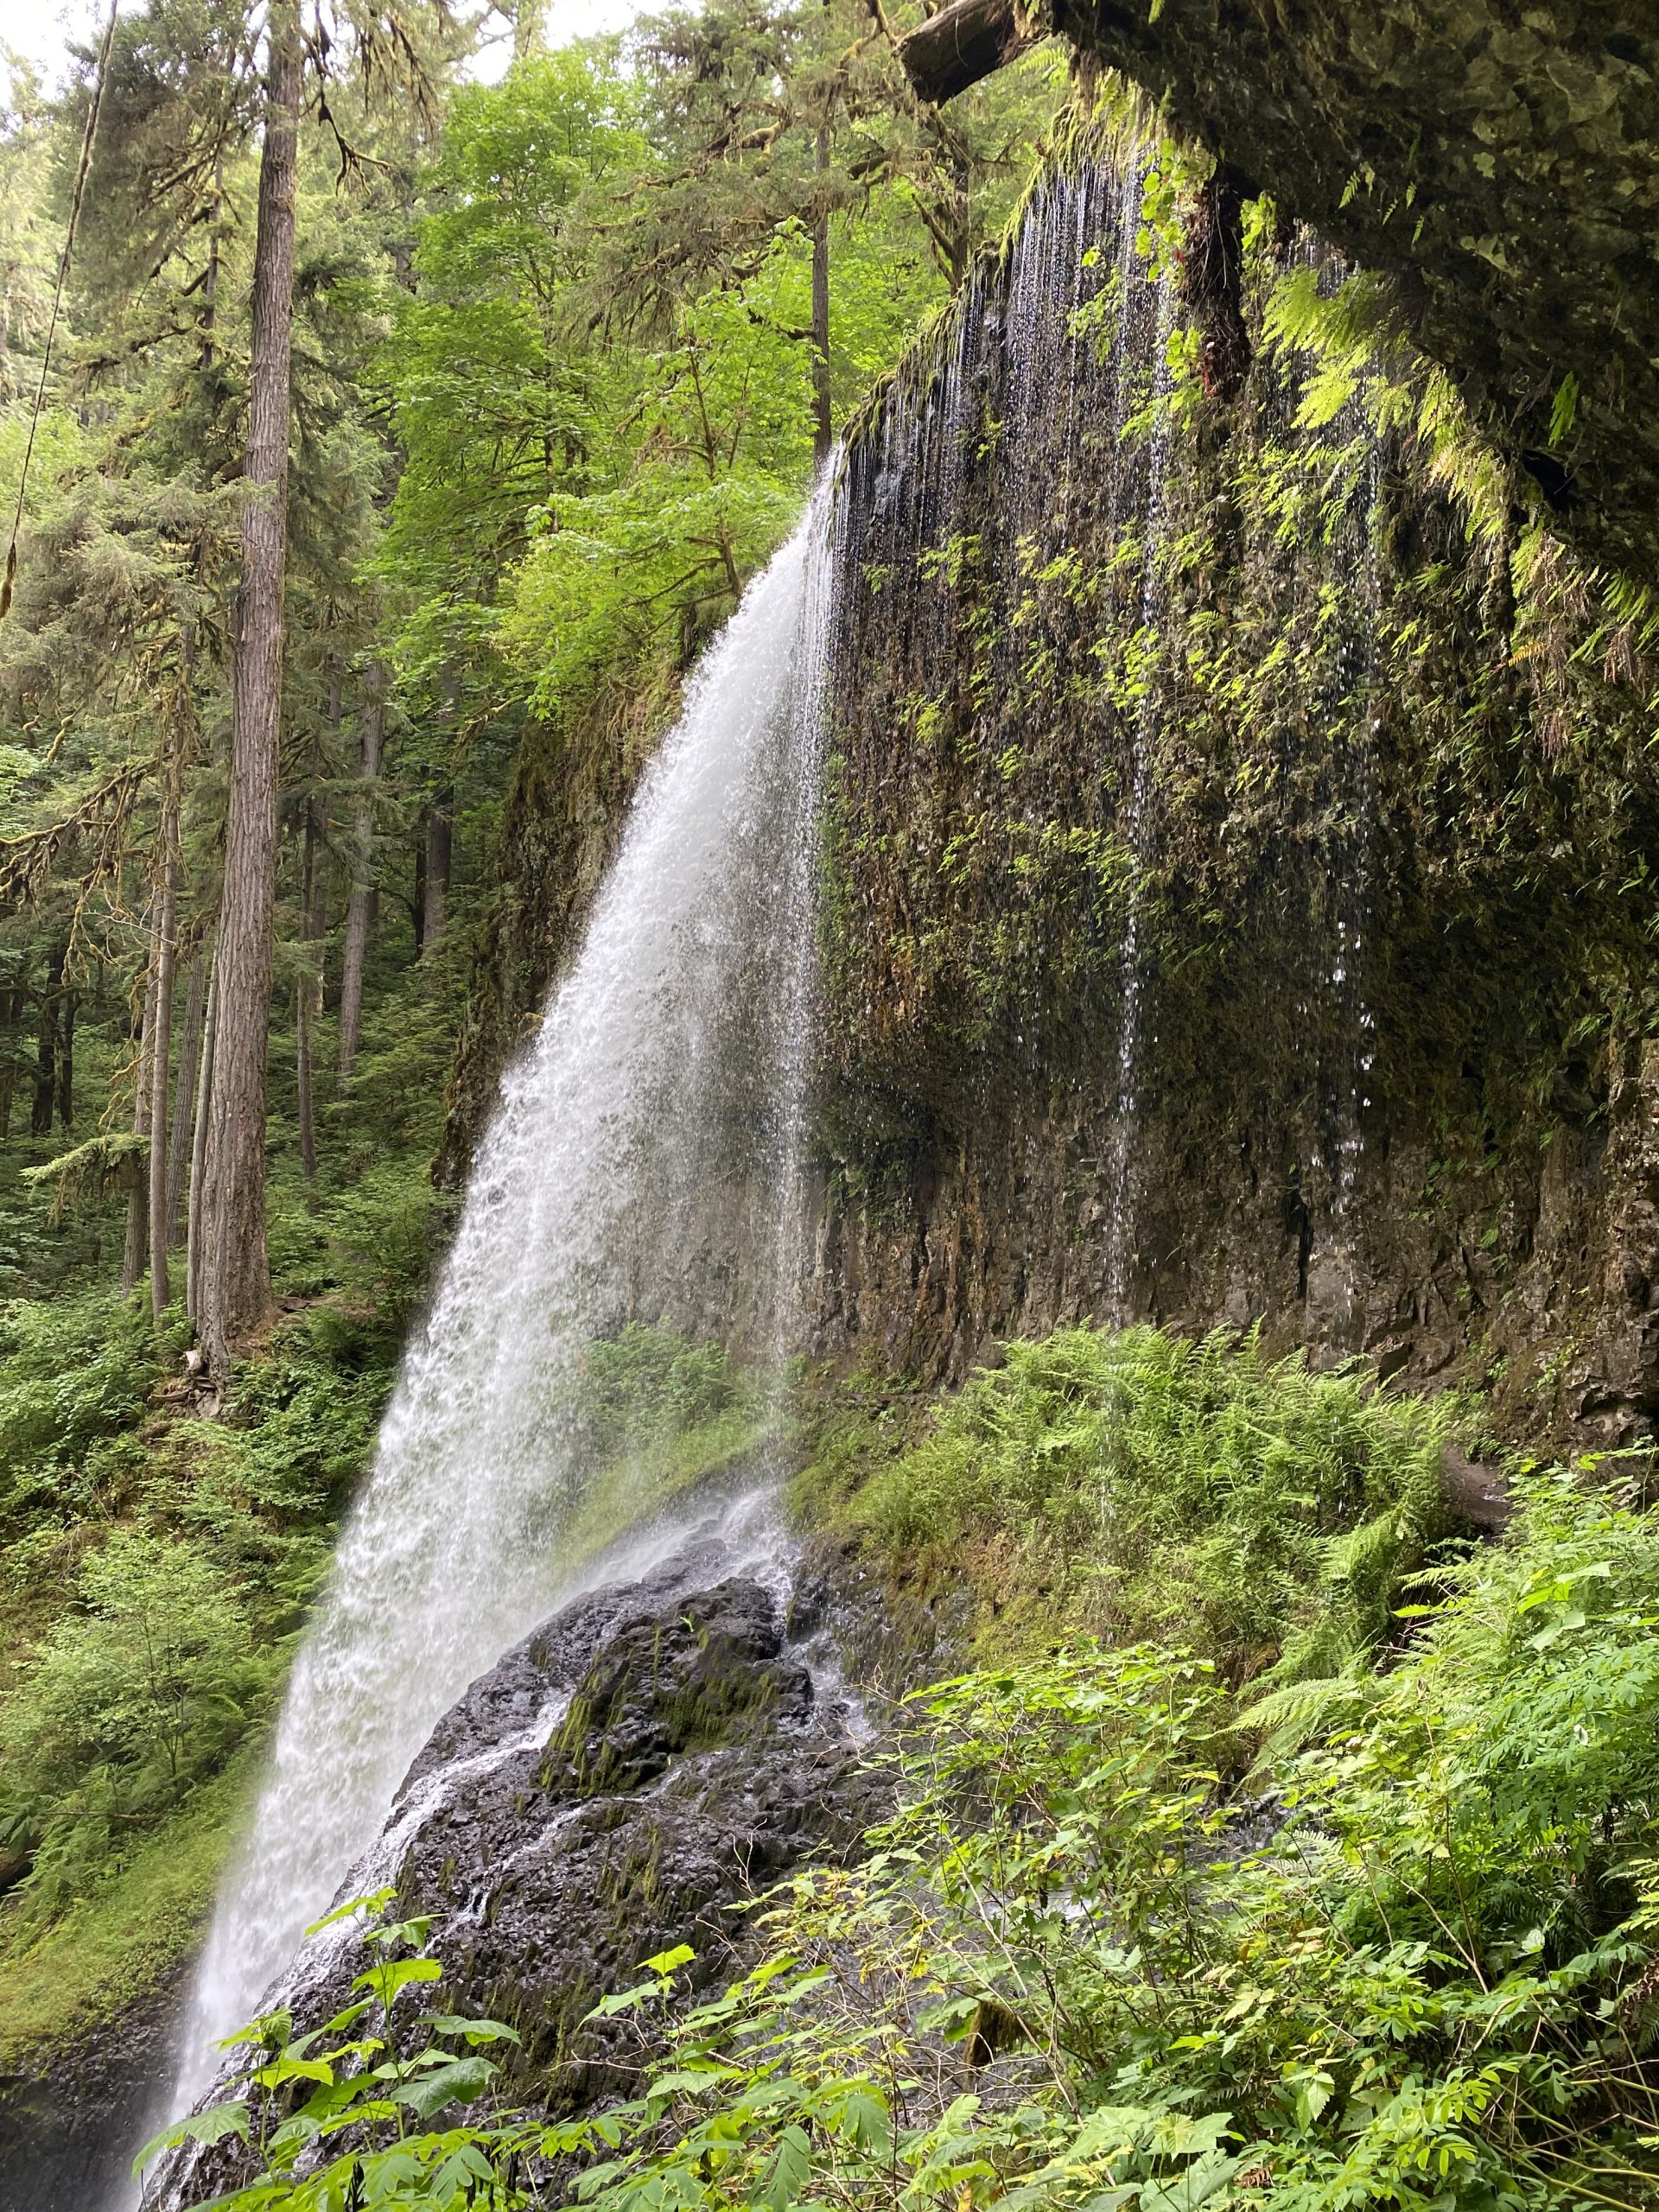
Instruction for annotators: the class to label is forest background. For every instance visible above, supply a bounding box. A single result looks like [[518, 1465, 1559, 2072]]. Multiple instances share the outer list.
[[9, 8, 1659, 2211], [0, 0, 1058, 2064]]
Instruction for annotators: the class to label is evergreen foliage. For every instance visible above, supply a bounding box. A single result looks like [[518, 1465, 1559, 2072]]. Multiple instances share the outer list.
[[0, 3, 1054, 2035], [0, 10, 1652, 2205], [817, 1325, 1459, 1681]]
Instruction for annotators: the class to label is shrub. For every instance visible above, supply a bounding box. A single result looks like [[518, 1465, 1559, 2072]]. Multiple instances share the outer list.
[[848, 1325, 1461, 1678], [0, 1290, 163, 1517], [580, 1321, 747, 1458], [0, 1530, 268, 1919], [170, 1471, 1659, 2212]]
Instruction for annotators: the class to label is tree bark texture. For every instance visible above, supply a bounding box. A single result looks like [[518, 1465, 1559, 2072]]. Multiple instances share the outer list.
[[149, 857, 178, 1321], [55, 986, 74, 1128], [29, 943, 64, 1137], [187, 951, 217, 1325], [198, 0, 301, 1377], [166, 947, 207, 1247], [337, 672, 384, 1084], [412, 835, 428, 957], [422, 787, 453, 952], [1177, 169, 1250, 401], [297, 804, 318, 1198], [896, 0, 1031, 106], [124, 923, 160, 1295], [0, 984, 20, 1138]]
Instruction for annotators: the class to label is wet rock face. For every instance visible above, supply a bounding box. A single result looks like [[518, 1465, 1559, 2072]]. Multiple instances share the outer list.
[[0, 1978, 181, 2212], [1046, 0, 1659, 586], [807, 1052, 1659, 1458], [389, 1572, 869, 2102], [194, 1545, 876, 2187], [798, 144, 1659, 1461]]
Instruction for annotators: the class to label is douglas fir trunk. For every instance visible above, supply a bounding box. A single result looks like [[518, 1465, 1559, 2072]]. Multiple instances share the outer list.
[[197, 0, 301, 1377]]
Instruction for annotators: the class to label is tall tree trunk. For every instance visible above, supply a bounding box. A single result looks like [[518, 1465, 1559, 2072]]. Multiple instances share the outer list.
[[55, 984, 74, 1127], [337, 670, 384, 1084], [29, 944, 64, 1136], [149, 856, 178, 1321], [412, 836, 427, 957], [296, 804, 318, 1201], [166, 947, 206, 1245], [124, 916, 160, 1294], [811, 126, 832, 465], [422, 785, 452, 952], [198, 0, 301, 1379], [0, 984, 19, 1138], [187, 950, 217, 1326], [200, 153, 223, 368]]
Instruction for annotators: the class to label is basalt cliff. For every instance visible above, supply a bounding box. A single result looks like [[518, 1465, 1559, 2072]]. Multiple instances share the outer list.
[[444, 128, 1659, 1459]]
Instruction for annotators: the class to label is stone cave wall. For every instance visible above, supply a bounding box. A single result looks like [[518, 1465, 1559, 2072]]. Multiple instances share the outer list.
[[441, 141, 1659, 1457]]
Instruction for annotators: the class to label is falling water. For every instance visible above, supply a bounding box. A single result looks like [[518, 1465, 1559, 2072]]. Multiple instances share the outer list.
[[1270, 238, 1386, 1344], [162, 481, 836, 2131], [1102, 269, 1176, 1317], [1317, 429, 1383, 1339]]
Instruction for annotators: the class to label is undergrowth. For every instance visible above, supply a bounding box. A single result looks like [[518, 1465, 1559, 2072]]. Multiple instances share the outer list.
[[0, 1183, 442, 2048], [0, 1289, 402, 2012], [156, 1436, 1659, 2212], [0, 1295, 770, 2063], [796, 1325, 1464, 1685], [556, 1322, 773, 1567], [0, 961, 467, 2050]]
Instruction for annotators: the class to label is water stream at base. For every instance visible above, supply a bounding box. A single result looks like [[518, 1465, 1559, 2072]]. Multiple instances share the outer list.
[[153, 482, 837, 2157]]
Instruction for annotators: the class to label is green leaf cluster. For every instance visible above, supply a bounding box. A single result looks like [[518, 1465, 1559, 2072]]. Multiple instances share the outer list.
[[807, 1324, 1459, 1682], [174, 1466, 1659, 2212]]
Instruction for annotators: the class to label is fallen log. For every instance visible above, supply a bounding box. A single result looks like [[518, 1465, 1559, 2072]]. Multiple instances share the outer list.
[[896, 0, 1034, 105]]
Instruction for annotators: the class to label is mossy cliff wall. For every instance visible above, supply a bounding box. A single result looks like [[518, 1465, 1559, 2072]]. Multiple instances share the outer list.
[[442, 143, 1659, 1454], [805, 147, 1659, 1452], [434, 683, 665, 1189], [964, 0, 1659, 588]]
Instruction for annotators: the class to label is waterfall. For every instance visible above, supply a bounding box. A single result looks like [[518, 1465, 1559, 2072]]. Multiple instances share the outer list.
[[1273, 245, 1385, 1344], [162, 482, 836, 2124], [1319, 429, 1382, 1338]]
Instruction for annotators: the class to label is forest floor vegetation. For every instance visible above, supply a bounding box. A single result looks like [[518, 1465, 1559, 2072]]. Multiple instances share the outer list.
[[137, 1326, 1659, 2212]]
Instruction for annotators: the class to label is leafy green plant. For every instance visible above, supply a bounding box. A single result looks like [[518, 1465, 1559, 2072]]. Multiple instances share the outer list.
[[0, 1288, 163, 1516], [580, 1322, 748, 1457], [137, 1453, 1659, 2212], [444, 1471, 1659, 2212], [0, 1530, 265, 1919], [0, 1299, 396, 1980], [835, 1325, 1460, 1681], [136, 1888, 527, 2207]]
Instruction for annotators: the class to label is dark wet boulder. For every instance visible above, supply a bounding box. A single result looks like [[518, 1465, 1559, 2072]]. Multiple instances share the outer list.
[[162, 1544, 879, 2203], [371, 1570, 873, 2103]]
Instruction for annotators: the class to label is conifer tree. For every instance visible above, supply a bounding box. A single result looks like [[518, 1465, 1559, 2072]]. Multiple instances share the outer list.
[[195, 0, 302, 1377]]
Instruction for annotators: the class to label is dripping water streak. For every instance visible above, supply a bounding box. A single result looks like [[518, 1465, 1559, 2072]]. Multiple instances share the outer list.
[[1322, 430, 1382, 1338], [1104, 274, 1176, 1318]]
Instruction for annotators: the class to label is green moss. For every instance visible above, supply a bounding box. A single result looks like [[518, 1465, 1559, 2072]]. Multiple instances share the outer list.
[[0, 1747, 252, 2069], [556, 1322, 777, 1568], [559, 1403, 773, 1570]]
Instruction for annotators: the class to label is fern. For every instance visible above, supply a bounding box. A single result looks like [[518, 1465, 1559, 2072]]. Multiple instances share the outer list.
[[849, 1321, 1464, 1677]]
